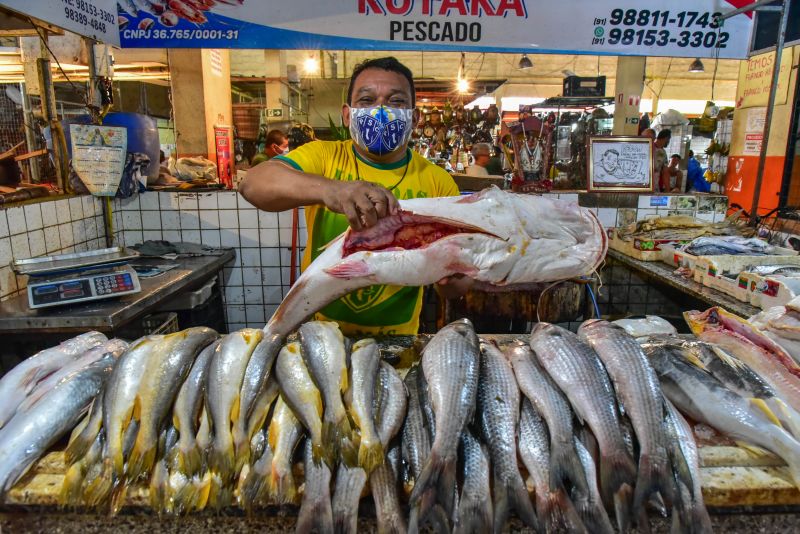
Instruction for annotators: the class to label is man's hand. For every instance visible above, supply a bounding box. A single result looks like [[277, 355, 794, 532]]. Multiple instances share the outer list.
[[436, 274, 475, 299], [322, 180, 400, 230]]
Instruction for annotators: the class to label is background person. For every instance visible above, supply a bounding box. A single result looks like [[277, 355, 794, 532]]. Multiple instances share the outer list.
[[466, 142, 491, 176], [251, 129, 289, 166]]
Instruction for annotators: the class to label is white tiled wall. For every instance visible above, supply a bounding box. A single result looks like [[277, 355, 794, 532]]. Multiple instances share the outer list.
[[113, 191, 307, 331], [0, 196, 107, 301]]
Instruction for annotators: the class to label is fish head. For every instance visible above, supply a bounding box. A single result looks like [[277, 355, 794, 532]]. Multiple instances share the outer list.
[[352, 338, 377, 352], [423, 318, 478, 356]]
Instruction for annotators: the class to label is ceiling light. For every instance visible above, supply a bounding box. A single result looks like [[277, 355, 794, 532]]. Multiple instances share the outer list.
[[688, 58, 705, 73], [456, 77, 469, 93], [303, 56, 320, 74], [518, 54, 533, 69]]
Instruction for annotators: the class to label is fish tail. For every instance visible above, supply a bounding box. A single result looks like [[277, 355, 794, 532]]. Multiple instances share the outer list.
[[240, 466, 269, 514], [297, 496, 334, 534], [454, 495, 493, 534], [321, 420, 342, 467], [540, 489, 589, 534], [232, 424, 251, 475], [574, 495, 615, 534], [408, 449, 446, 510], [772, 398, 800, 441], [148, 461, 169, 514], [176, 443, 203, 478], [338, 417, 358, 468], [126, 433, 157, 482], [358, 436, 384, 474], [493, 476, 540, 534], [60, 462, 87, 507], [612, 483, 634, 534], [171, 477, 203, 515], [333, 508, 357, 534], [599, 449, 636, 507], [550, 442, 590, 495], [108, 479, 129, 516], [269, 463, 298, 504], [65, 430, 95, 466], [633, 453, 675, 514], [408, 490, 443, 534], [689, 497, 713, 534], [207, 472, 232, 509], [82, 459, 113, 508], [208, 435, 236, 481]]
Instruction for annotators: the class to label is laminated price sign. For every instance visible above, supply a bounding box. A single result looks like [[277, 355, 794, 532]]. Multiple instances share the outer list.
[[70, 125, 127, 196], [0, 0, 119, 45], [116, 0, 755, 59]]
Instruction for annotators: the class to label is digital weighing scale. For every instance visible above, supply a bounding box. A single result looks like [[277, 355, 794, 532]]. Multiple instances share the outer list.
[[12, 247, 142, 309]]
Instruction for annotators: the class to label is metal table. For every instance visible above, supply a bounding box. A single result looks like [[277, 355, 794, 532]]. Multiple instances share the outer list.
[[0, 250, 235, 335], [607, 249, 760, 318]]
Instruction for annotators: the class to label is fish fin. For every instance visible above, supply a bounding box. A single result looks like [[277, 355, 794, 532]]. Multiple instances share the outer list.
[[493, 476, 540, 534], [269, 463, 298, 505], [409, 450, 447, 512], [574, 495, 615, 534], [148, 461, 168, 514], [208, 434, 236, 482], [437, 453, 458, 519], [749, 398, 785, 428], [126, 436, 157, 482], [358, 436, 384, 474], [297, 495, 334, 534], [599, 449, 636, 510], [612, 483, 634, 534], [772, 398, 800, 440], [550, 442, 590, 496], [109, 479, 129, 516], [632, 453, 675, 516], [734, 440, 770, 458], [710, 346, 747, 370], [82, 459, 113, 508], [241, 464, 270, 513], [635, 506, 652, 534], [321, 420, 341, 467], [454, 494, 493, 534], [207, 472, 232, 510], [60, 462, 87, 508], [679, 350, 708, 371], [175, 443, 202, 478], [324, 259, 374, 279], [64, 432, 94, 469], [539, 489, 588, 534], [171, 476, 201, 515]]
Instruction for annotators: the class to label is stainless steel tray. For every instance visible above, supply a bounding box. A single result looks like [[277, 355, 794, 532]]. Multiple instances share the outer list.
[[12, 247, 140, 276]]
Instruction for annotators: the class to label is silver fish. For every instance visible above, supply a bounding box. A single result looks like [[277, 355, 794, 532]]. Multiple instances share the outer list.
[[410, 319, 480, 521], [267, 396, 304, 505], [374, 362, 407, 447], [453, 430, 493, 534], [299, 321, 356, 466], [0, 331, 107, 428], [0, 355, 113, 498], [573, 433, 616, 534], [370, 460, 407, 534], [507, 339, 587, 494], [232, 333, 282, 470], [578, 319, 674, 514], [346, 338, 383, 472], [245, 378, 280, 458], [401, 365, 430, 496], [171, 339, 219, 478], [648, 343, 800, 488], [518, 399, 590, 534], [478, 340, 539, 533], [332, 464, 368, 534], [531, 322, 636, 530], [275, 342, 324, 465], [206, 328, 262, 492], [128, 327, 218, 481], [297, 438, 334, 533], [65, 394, 105, 466], [240, 438, 273, 513]]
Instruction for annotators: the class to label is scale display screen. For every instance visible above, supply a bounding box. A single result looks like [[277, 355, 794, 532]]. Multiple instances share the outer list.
[[28, 268, 141, 309]]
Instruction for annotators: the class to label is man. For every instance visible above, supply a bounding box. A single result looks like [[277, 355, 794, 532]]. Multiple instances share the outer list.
[[240, 57, 464, 336], [686, 150, 710, 193], [641, 128, 656, 140], [653, 129, 672, 192], [665, 153, 684, 192], [466, 142, 491, 176], [485, 145, 504, 176], [250, 129, 288, 166]]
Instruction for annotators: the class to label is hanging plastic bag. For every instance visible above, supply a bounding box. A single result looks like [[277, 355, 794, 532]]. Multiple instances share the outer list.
[[173, 157, 217, 182]]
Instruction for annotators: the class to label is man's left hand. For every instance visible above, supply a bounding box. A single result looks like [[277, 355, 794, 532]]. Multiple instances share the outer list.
[[435, 274, 475, 299]]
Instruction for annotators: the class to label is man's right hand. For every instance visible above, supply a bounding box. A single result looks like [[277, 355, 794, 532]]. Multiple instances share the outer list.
[[322, 180, 400, 230]]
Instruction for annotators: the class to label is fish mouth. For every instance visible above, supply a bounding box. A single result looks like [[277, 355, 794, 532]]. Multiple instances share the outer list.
[[342, 211, 496, 256]]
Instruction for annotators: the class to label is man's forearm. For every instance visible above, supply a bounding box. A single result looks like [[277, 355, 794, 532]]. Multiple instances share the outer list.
[[239, 161, 330, 212]]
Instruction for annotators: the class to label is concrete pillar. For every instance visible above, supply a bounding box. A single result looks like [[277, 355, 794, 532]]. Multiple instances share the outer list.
[[612, 57, 646, 135], [168, 49, 233, 160], [264, 50, 291, 131]]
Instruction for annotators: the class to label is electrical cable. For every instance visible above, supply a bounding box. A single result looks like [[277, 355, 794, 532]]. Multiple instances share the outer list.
[[30, 21, 86, 102], [586, 283, 601, 319]]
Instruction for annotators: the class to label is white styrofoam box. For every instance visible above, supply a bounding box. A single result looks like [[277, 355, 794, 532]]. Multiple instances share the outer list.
[[55, 199, 72, 224], [82, 195, 97, 217], [237, 193, 255, 210], [177, 193, 198, 211], [40, 201, 57, 227], [181, 230, 201, 244], [199, 210, 220, 229], [142, 230, 163, 243], [140, 211, 161, 230], [223, 267, 243, 286], [139, 193, 160, 211], [239, 248, 261, 267], [58, 223, 74, 249], [245, 304, 266, 323], [226, 304, 246, 323], [239, 210, 258, 229], [122, 211, 142, 231], [220, 229, 240, 248], [259, 228, 280, 247], [10, 233, 30, 259], [596, 208, 617, 229], [28, 230, 45, 257], [118, 195, 139, 211], [198, 193, 218, 210], [239, 228, 259, 248], [179, 211, 200, 230], [23, 203, 43, 231], [263, 286, 283, 304], [261, 267, 281, 284], [161, 210, 180, 230], [0, 211, 8, 238], [260, 248, 280, 267], [218, 191, 238, 209], [162, 229, 181, 243], [72, 220, 87, 243], [44, 229, 61, 253], [750, 276, 800, 310], [218, 210, 238, 229], [6, 207, 25, 235], [68, 196, 84, 220], [200, 229, 221, 248], [0, 237, 11, 265], [242, 267, 262, 286], [258, 211, 279, 229]]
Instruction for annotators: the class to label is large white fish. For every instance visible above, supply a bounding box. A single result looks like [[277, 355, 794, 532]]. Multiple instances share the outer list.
[[265, 187, 606, 336]]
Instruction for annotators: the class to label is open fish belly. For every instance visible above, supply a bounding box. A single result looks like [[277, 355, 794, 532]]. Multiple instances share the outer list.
[[266, 188, 605, 336]]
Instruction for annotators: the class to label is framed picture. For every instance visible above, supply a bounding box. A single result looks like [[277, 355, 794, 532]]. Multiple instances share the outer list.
[[587, 136, 654, 192]]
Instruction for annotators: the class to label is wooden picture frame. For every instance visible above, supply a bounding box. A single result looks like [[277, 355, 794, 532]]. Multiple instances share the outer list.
[[587, 136, 653, 192]]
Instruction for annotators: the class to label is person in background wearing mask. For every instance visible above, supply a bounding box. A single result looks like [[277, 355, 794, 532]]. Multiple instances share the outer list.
[[251, 129, 289, 166], [466, 142, 491, 176], [686, 150, 710, 193], [653, 129, 672, 192], [240, 57, 465, 336]]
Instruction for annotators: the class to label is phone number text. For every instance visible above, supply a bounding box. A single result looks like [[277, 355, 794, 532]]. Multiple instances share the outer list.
[[609, 9, 722, 29], [62, 0, 115, 34], [606, 28, 729, 48]]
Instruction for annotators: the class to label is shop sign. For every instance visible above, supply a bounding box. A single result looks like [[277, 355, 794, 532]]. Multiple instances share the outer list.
[[117, 1, 754, 59], [736, 49, 795, 109], [742, 107, 765, 156], [0, 0, 119, 45]]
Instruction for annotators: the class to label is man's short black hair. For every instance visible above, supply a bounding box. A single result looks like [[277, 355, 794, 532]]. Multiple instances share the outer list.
[[657, 129, 672, 140], [347, 57, 415, 106], [265, 129, 287, 148], [670, 153, 682, 160]]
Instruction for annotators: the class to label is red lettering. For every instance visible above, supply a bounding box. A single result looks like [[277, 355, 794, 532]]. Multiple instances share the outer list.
[[422, 0, 432, 15], [439, 0, 467, 16], [359, 0, 384, 14], [471, 0, 496, 16], [496, 0, 525, 17], [385, 0, 412, 14]]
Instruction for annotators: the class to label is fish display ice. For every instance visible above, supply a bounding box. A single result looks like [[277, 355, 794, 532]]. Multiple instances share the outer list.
[[266, 187, 605, 337]]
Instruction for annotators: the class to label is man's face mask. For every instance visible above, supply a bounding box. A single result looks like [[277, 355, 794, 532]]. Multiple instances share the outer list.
[[348, 105, 414, 156]]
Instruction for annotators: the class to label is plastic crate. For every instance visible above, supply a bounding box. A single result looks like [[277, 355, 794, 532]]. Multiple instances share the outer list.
[[141, 312, 179, 335], [562, 75, 606, 97]]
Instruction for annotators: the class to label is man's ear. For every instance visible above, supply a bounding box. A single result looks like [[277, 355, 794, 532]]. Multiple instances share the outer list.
[[342, 104, 351, 128]]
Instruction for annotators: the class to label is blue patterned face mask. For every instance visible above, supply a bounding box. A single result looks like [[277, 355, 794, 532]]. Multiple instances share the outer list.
[[348, 105, 414, 156]]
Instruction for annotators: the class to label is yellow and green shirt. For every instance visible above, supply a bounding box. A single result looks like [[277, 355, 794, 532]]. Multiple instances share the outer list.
[[274, 140, 459, 336]]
